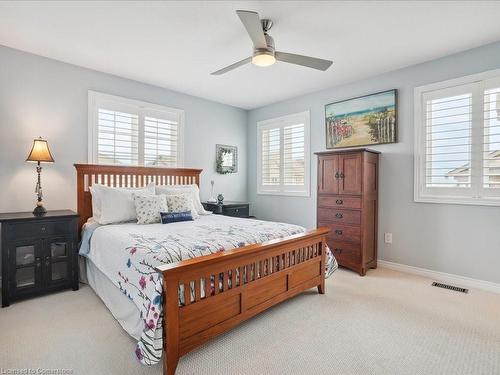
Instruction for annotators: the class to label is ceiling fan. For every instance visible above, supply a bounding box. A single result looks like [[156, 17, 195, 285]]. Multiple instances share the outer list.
[[211, 10, 333, 75]]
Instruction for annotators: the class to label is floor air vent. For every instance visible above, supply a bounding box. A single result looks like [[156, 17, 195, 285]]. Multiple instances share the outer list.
[[432, 282, 468, 294]]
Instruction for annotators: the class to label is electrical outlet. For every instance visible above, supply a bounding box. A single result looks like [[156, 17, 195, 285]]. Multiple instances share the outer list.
[[384, 232, 393, 244]]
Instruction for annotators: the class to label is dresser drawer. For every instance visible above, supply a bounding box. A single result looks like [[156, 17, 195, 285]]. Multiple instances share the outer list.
[[5, 220, 74, 240], [317, 208, 361, 225], [223, 206, 249, 218], [318, 195, 362, 210], [319, 223, 361, 243], [328, 241, 361, 264]]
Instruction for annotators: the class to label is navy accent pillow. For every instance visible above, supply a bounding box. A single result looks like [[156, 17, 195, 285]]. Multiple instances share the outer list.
[[160, 211, 193, 224]]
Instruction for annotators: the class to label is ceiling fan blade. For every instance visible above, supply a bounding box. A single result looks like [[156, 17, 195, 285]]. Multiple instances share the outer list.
[[211, 57, 252, 75], [275, 52, 333, 71], [236, 10, 267, 49]]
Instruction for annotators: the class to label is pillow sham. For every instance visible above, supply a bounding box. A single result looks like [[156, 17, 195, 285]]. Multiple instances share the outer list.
[[90, 183, 155, 225], [160, 211, 193, 224], [164, 193, 200, 219], [155, 184, 209, 215], [133, 194, 168, 225]]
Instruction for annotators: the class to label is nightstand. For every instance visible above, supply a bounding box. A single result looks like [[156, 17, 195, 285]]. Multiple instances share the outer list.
[[0, 210, 79, 307], [202, 201, 250, 218]]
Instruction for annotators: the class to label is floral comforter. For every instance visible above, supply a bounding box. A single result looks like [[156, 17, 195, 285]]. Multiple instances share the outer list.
[[81, 215, 337, 366]]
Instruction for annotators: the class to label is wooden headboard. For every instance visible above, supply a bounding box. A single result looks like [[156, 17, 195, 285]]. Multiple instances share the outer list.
[[74, 164, 203, 232]]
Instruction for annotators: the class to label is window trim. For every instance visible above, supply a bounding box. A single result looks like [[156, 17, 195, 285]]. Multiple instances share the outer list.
[[414, 68, 500, 206], [88, 91, 185, 167], [256, 111, 311, 197]]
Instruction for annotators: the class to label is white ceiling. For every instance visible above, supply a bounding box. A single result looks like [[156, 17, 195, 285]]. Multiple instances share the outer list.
[[1, 1, 500, 109]]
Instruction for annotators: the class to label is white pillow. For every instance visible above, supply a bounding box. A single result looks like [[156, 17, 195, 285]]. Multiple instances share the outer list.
[[165, 193, 200, 219], [133, 194, 168, 225], [90, 183, 155, 224], [156, 184, 209, 215]]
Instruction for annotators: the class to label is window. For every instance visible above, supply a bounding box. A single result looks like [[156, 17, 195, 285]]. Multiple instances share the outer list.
[[88, 91, 184, 167], [257, 111, 310, 196], [414, 69, 500, 206]]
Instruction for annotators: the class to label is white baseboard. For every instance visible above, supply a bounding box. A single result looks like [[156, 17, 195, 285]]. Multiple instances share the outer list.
[[378, 260, 500, 294]]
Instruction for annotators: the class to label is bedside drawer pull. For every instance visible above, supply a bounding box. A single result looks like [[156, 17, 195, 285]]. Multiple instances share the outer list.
[[35, 257, 42, 268], [339, 172, 345, 179], [334, 248, 343, 254], [335, 213, 343, 219], [335, 230, 343, 235], [335, 199, 343, 205], [45, 256, 51, 266], [335, 172, 340, 180], [41, 226, 46, 232]]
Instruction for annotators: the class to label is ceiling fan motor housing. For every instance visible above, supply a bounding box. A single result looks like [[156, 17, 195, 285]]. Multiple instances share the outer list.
[[254, 34, 275, 58]]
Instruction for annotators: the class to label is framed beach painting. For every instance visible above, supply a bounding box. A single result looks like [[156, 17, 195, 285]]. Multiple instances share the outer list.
[[325, 89, 397, 149]]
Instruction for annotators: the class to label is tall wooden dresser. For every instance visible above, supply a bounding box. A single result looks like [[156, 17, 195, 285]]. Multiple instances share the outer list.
[[316, 149, 379, 276]]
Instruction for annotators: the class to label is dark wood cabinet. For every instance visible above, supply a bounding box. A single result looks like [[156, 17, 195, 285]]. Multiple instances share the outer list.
[[316, 149, 379, 276], [202, 202, 250, 218], [1, 210, 79, 307]]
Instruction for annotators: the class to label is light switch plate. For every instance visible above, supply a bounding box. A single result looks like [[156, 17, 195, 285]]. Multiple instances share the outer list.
[[384, 232, 393, 244]]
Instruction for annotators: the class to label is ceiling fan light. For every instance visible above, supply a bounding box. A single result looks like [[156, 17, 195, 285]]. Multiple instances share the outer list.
[[252, 52, 276, 67]]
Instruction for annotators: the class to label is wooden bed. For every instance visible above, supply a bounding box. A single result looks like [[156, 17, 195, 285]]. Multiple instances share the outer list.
[[75, 164, 329, 375]]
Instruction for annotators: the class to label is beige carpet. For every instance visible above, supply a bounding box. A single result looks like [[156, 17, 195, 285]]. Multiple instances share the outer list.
[[1, 267, 499, 375]]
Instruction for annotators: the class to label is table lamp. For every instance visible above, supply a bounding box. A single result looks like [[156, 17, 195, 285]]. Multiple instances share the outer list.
[[26, 137, 54, 216]]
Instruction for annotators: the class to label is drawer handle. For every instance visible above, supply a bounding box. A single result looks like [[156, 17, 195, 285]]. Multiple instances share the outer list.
[[339, 172, 345, 179], [334, 248, 343, 254], [45, 256, 51, 266], [336, 199, 343, 205], [35, 257, 41, 268], [335, 230, 343, 235], [41, 226, 46, 231], [335, 172, 340, 180], [335, 213, 343, 219], [235, 209, 239, 212]]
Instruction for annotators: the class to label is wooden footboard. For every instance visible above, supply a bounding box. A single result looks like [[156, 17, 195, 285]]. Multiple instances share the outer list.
[[156, 227, 329, 375]]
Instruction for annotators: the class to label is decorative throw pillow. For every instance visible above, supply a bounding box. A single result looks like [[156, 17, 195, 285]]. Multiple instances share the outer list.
[[156, 184, 209, 215], [90, 183, 155, 225], [165, 194, 200, 219], [133, 194, 168, 224], [160, 211, 193, 224]]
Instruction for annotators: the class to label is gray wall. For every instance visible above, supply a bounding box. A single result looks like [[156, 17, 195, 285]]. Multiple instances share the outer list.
[[247, 41, 500, 284], [0, 45, 247, 213]]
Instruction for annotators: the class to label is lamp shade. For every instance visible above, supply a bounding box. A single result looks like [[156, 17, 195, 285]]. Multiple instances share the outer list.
[[26, 137, 55, 163]]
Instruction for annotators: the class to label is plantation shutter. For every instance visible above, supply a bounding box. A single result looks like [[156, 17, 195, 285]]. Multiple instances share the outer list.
[[143, 109, 180, 167], [97, 107, 139, 165], [261, 126, 281, 187], [482, 82, 500, 191], [415, 72, 500, 205], [423, 85, 473, 190], [257, 111, 310, 196], [90, 91, 184, 168], [283, 123, 305, 186]]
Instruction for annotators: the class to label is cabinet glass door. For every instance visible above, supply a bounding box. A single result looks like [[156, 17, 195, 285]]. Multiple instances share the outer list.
[[10, 240, 42, 293], [45, 237, 72, 285]]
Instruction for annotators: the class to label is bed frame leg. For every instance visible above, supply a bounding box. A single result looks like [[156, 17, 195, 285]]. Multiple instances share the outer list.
[[164, 351, 179, 375], [163, 276, 180, 375], [317, 284, 325, 294]]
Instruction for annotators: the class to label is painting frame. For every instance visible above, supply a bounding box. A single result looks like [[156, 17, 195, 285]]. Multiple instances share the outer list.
[[325, 89, 398, 149], [215, 144, 238, 174]]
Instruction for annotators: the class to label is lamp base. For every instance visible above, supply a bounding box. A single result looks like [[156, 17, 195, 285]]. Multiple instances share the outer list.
[[33, 205, 47, 216]]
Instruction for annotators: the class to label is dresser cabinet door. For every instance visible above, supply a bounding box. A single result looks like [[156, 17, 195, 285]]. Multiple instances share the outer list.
[[338, 153, 362, 195], [44, 236, 73, 287], [8, 239, 44, 297], [318, 155, 339, 194]]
